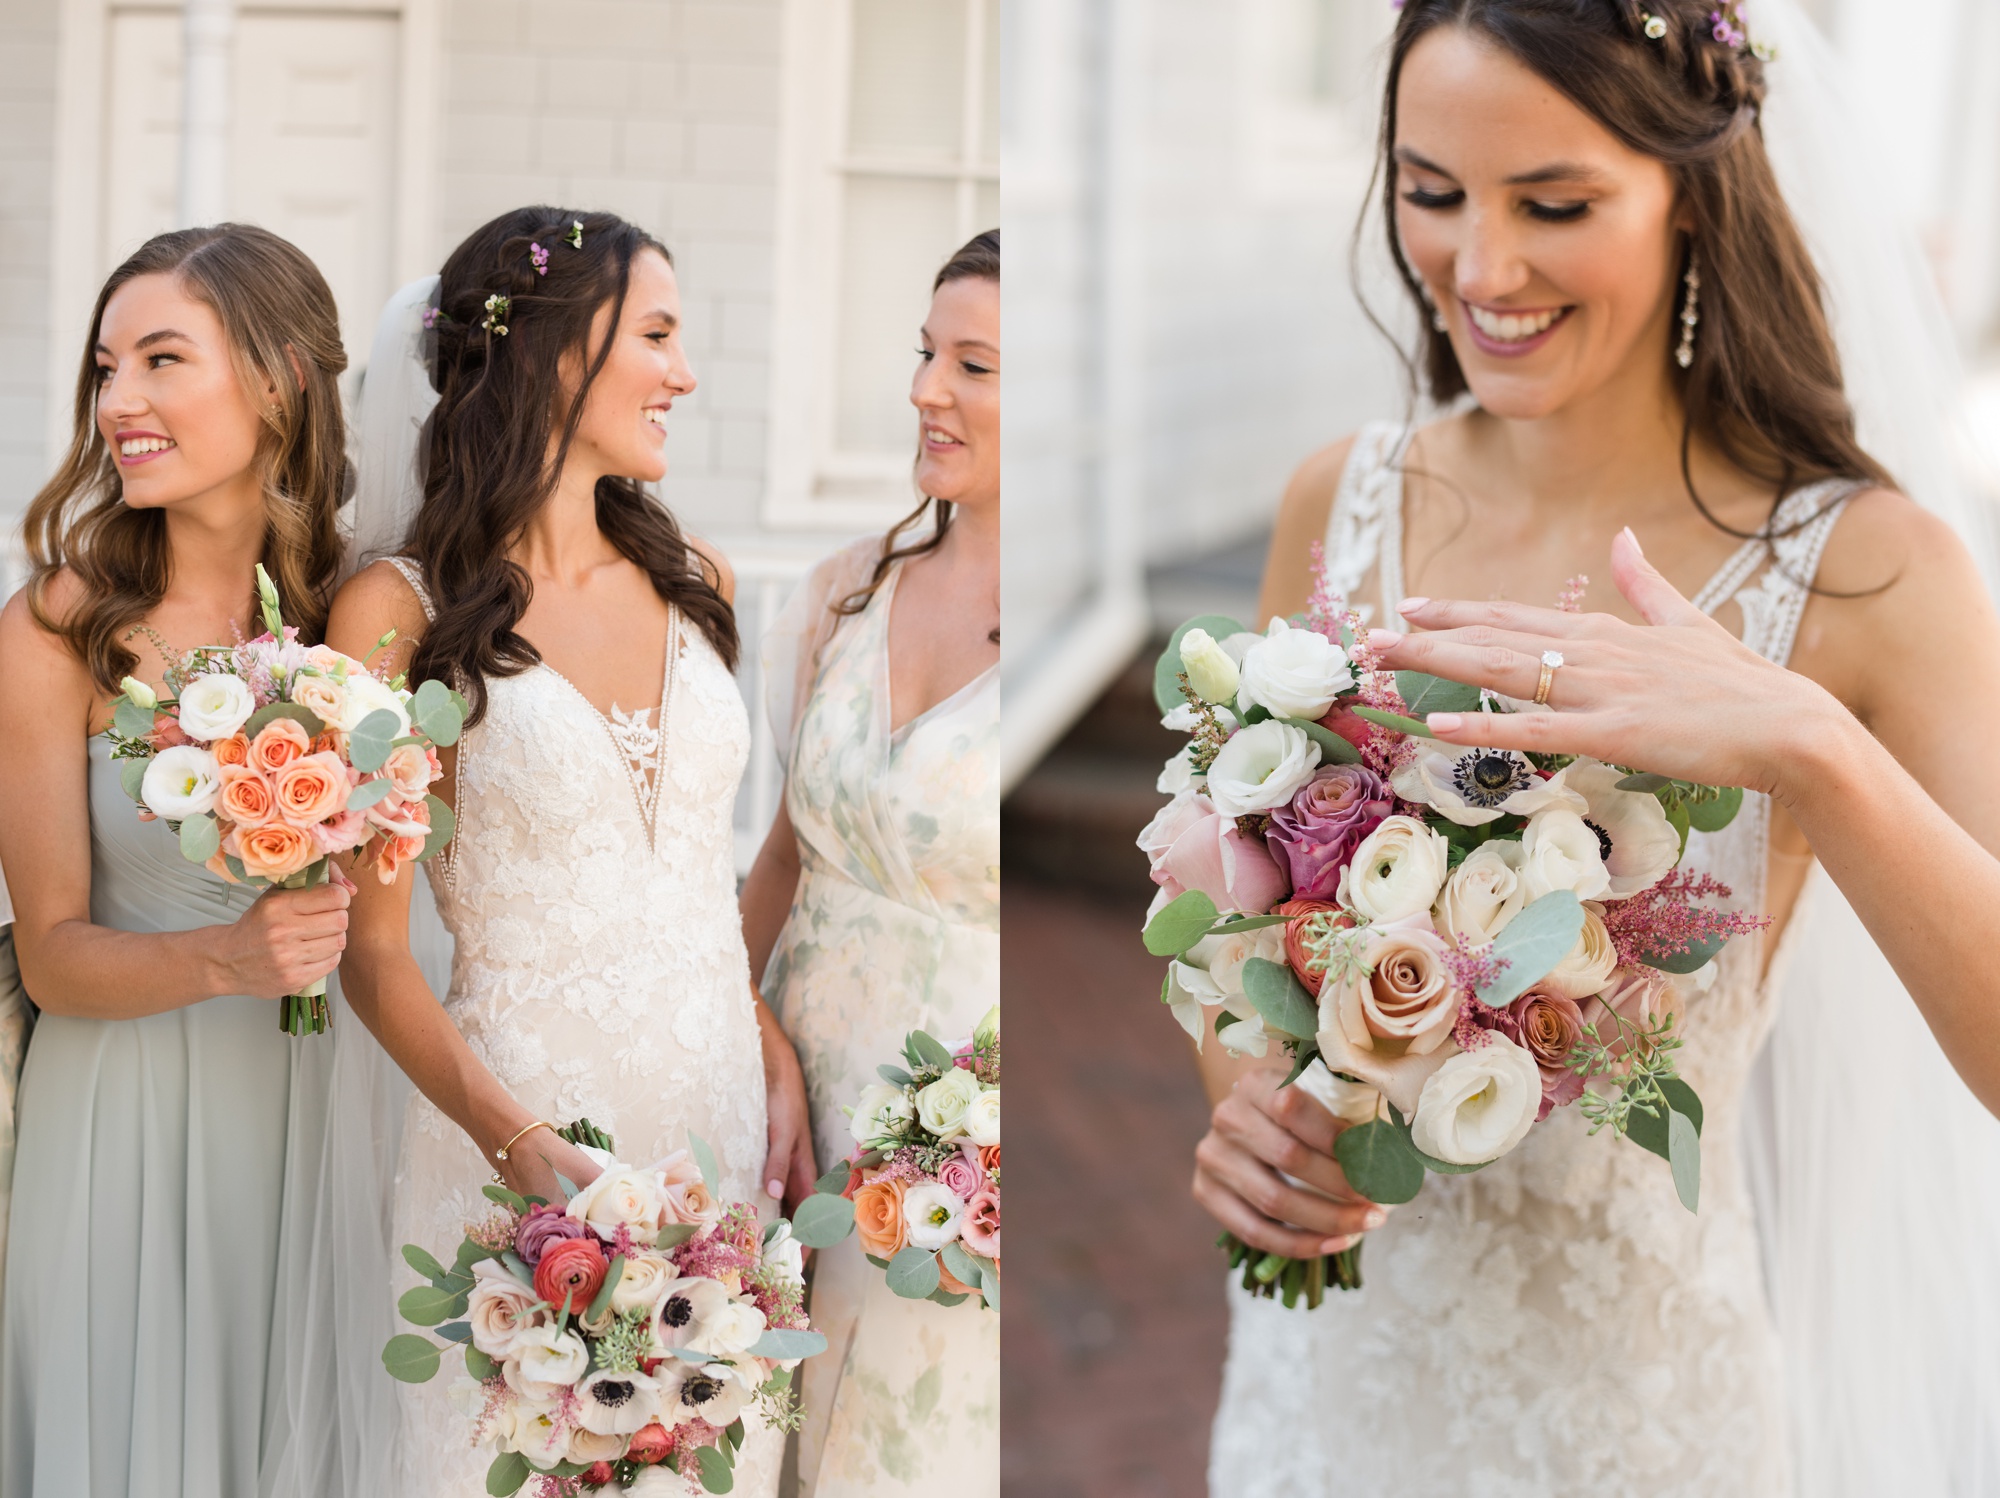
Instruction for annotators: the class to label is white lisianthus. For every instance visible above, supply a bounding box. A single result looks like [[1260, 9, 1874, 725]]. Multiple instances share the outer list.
[[760, 1221, 806, 1288], [565, 1162, 669, 1241], [338, 671, 413, 735], [1408, 1036, 1543, 1165], [1540, 904, 1620, 1001], [1562, 759, 1683, 897], [1157, 743, 1201, 796], [902, 1181, 966, 1249], [175, 671, 255, 741], [1433, 839, 1528, 945], [1178, 627, 1241, 704], [119, 675, 157, 710], [1339, 815, 1450, 923], [491, 1390, 565, 1463], [690, 1299, 767, 1357], [962, 1086, 1001, 1146], [1517, 808, 1613, 902], [1235, 617, 1354, 721], [848, 1081, 914, 1145], [915, 1066, 982, 1140], [1293, 1059, 1382, 1126], [504, 1323, 590, 1401], [1391, 740, 1584, 827], [1206, 720, 1322, 818], [141, 744, 222, 819]]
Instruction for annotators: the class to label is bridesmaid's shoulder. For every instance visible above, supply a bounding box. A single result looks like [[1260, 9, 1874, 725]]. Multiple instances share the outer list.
[[0, 571, 96, 707], [327, 559, 431, 663]]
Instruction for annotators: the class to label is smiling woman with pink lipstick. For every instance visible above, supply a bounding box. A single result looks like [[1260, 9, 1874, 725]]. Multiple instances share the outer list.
[[0, 224, 354, 1498], [741, 230, 999, 1498]]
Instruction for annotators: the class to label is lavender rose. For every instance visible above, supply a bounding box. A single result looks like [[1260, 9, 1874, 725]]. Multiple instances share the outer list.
[[1507, 986, 1587, 1118], [1265, 765, 1393, 901], [515, 1201, 592, 1267]]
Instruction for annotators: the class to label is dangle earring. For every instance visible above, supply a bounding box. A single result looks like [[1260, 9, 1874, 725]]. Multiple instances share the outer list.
[[1675, 249, 1701, 369], [1423, 291, 1447, 333]]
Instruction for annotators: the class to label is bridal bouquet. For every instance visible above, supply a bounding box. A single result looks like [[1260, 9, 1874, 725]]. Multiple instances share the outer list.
[[790, 1009, 1001, 1312], [1138, 553, 1764, 1307], [383, 1125, 827, 1497], [102, 564, 462, 1034]]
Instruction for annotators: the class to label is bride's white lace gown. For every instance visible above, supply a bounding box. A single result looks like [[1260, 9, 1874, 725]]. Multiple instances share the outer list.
[[379, 560, 779, 1497], [1209, 423, 1854, 1497]]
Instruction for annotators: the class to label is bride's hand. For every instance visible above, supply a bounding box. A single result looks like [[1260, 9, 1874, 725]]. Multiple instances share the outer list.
[[1192, 1066, 1389, 1259], [756, 1000, 819, 1212], [494, 1127, 603, 1205], [1371, 528, 1844, 796]]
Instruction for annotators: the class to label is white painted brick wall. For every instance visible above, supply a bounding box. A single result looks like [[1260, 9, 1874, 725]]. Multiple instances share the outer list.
[[0, 0, 59, 591]]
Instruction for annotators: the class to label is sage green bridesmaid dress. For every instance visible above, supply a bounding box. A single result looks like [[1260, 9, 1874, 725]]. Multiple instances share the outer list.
[[0, 738, 328, 1498]]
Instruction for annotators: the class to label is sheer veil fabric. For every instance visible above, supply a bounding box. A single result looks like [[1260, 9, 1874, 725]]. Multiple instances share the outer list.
[[1742, 4, 2000, 1491]]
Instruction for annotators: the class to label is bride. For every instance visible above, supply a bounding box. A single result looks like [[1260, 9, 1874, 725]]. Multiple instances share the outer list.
[[1193, 3, 2000, 1494], [319, 208, 810, 1496]]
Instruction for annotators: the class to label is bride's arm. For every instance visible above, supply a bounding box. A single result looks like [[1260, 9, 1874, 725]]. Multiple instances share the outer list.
[[1378, 510, 2000, 1117], [326, 565, 600, 1200], [0, 586, 349, 1016]]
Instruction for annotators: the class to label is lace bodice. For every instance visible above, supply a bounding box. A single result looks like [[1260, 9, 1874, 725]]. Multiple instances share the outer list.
[[376, 559, 779, 1497], [1210, 422, 1855, 1498]]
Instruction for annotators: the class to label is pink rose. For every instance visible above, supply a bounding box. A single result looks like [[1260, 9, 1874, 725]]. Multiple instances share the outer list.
[[363, 794, 430, 840], [311, 808, 369, 856], [381, 742, 438, 802], [1508, 986, 1587, 1118], [938, 1154, 982, 1201], [1138, 789, 1287, 914], [959, 1187, 999, 1259], [1264, 764, 1393, 901]]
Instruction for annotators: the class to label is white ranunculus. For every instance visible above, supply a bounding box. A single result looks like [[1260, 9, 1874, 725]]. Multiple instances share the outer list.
[[915, 1065, 982, 1140], [1206, 720, 1322, 818], [338, 670, 413, 736], [848, 1081, 914, 1145], [903, 1181, 966, 1249], [573, 1366, 665, 1436], [504, 1323, 590, 1401], [565, 1163, 669, 1242], [1391, 740, 1585, 827], [174, 672, 255, 741], [963, 1086, 1001, 1146], [1563, 758, 1683, 897], [1433, 839, 1528, 945], [491, 1390, 565, 1462], [1338, 815, 1450, 923], [1517, 808, 1613, 902], [141, 744, 222, 820], [1293, 1059, 1382, 1126], [1235, 617, 1354, 721], [606, 1250, 679, 1317], [1409, 1036, 1543, 1165], [690, 1298, 766, 1357], [1541, 904, 1620, 1000], [1179, 627, 1241, 704]]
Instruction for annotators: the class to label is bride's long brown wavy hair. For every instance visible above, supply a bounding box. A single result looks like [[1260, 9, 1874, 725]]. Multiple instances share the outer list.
[[23, 224, 349, 693], [1372, 0, 1895, 538], [407, 207, 737, 727]]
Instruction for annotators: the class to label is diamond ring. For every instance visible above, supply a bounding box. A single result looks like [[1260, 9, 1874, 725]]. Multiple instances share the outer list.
[[1533, 650, 1564, 706]]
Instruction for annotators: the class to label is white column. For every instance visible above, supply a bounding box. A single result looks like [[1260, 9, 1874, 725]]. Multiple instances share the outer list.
[[178, 0, 236, 225]]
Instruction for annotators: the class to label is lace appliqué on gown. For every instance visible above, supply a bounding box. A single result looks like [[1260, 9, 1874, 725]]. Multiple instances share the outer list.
[[1208, 424, 1855, 1498]]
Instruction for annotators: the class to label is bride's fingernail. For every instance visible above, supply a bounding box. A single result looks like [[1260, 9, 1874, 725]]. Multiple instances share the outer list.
[[1427, 712, 1463, 734], [1621, 526, 1645, 557], [1363, 1208, 1388, 1229], [1398, 596, 1429, 614], [767, 1178, 784, 1198], [1365, 628, 1403, 651]]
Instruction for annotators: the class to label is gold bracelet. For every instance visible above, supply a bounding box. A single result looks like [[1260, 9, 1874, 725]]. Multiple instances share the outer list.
[[494, 1119, 557, 1163]]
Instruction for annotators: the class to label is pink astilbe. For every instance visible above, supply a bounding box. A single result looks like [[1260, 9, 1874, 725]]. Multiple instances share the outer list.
[[1557, 573, 1589, 613], [1453, 994, 1517, 1052], [1443, 938, 1509, 999], [471, 1374, 510, 1445], [745, 1263, 810, 1330], [465, 1208, 520, 1254], [670, 1205, 761, 1282], [1304, 539, 1346, 641], [1601, 870, 1770, 968], [1342, 607, 1421, 779], [529, 1478, 583, 1498]]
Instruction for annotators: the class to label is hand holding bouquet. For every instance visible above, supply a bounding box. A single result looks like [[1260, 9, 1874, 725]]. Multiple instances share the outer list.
[[789, 1008, 1001, 1311], [1140, 552, 1765, 1307], [383, 1125, 827, 1496], [104, 565, 464, 1034]]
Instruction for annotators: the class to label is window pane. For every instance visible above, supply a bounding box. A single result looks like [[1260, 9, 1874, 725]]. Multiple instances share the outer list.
[[834, 174, 961, 453], [847, 0, 967, 163], [978, 0, 999, 166]]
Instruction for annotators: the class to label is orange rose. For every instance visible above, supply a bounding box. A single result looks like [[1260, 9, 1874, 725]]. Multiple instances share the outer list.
[[274, 751, 350, 827], [217, 765, 278, 829], [310, 731, 342, 757], [977, 1144, 999, 1178], [381, 742, 438, 801], [852, 1175, 908, 1259], [231, 821, 317, 882], [249, 718, 310, 775], [212, 732, 251, 768]]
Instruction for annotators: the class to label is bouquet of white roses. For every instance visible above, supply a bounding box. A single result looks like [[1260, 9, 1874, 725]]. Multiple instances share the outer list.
[[1137, 552, 1765, 1307]]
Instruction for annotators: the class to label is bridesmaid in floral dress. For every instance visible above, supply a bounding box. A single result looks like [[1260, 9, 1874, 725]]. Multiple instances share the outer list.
[[741, 231, 1000, 1497]]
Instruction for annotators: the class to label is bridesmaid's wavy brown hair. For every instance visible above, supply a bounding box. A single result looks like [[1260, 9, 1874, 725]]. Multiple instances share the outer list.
[[408, 207, 737, 727], [835, 228, 1000, 618], [1371, 0, 1893, 537], [23, 224, 349, 693]]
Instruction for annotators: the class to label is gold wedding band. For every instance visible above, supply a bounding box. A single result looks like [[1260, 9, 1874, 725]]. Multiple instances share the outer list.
[[1533, 650, 1564, 706]]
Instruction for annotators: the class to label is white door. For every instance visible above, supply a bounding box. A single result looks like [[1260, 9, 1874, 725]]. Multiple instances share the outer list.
[[100, 6, 401, 387]]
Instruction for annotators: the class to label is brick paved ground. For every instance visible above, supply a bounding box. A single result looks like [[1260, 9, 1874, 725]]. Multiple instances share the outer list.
[[1003, 878, 1224, 1498]]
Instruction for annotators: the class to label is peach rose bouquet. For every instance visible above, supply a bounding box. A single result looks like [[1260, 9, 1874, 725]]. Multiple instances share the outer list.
[[102, 565, 465, 1034], [786, 1009, 1001, 1313], [383, 1120, 827, 1497], [1138, 550, 1767, 1307]]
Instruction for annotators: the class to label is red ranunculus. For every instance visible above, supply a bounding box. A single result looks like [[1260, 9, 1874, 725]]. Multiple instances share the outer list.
[[626, 1421, 675, 1464], [532, 1235, 607, 1312]]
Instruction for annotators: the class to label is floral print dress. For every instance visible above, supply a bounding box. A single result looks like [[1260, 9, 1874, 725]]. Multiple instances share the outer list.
[[761, 544, 999, 1497]]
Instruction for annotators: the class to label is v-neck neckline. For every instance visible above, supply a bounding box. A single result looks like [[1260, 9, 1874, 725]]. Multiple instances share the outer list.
[[877, 561, 999, 743], [530, 609, 678, 843]]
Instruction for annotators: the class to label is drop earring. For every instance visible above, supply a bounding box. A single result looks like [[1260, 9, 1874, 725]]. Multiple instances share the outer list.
[[1675, 249, 1701, 369]]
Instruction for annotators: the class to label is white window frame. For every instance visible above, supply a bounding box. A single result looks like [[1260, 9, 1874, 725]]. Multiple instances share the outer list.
[[764, 0, 997, 531]]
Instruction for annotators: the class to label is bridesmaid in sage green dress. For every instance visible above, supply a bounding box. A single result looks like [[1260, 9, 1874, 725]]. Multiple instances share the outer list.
[[742, 231, 1000, 1498], [0, 226, 353, 1498]]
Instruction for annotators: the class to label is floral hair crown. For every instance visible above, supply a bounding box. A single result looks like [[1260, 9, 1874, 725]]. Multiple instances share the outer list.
[[1640, 3, 1775, 60]]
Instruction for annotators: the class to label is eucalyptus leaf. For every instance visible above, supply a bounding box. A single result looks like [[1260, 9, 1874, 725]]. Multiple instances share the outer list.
[[725, 1417, 745, 1451], [1282, 716, 1362, 765], [885, 1245, 941, 1300], [345, 777, 398, 812], [348, 708, 402, 773], [1241, 958, 1319, 1042], [976, 1262, 1000, 1312], [553, 1173, 579, 1200], [908, 1030, 956, 1071], [1475, 890, 1585, 1008], [929, 1288, 971, 1307], [688, 1133, 720, 1195], [119, 757, 149, 803], [465, 1345, 497, 1381], [1349, 705, 1435, 740], [1154, 614, 1249, 714], [586, 1255, 625, 1322], [113, 698, 156, 739], [1640, 930, 1728, 975], [1614, 772, 1671, 793], [418, 794, 457, 862], [1665, 794, 1691, 859], [788, 1191, 856, 1249], [814, 1161, 853, 1195], [412, 678, 463, 746], [1394, 670, 1483, 717], [876, 1064, 914, 1088], [243, 701, 326, 740], [1142, 889, 1221, 957], [1207, 912, 1292, 936], [939, 1240, 984, 1291], [481, 1183, 527, 1213], [485, 1450, 530, 1496], [654, 1222, 699, 1248], [381, 1333, 442, 1384], [747, 1327, 829, 1360], [1625, 1077, 1705, 1159], [402, 1244, 448, 1282], [695, 1444, 735, 1494], [1278, 1040, 1321, 1090], [179, 813, 220, 865], [1667, 1109, 1702, 1212], [397, 1284, 459, 1326], [435, 1319, 472, 1344], [1332, 1118, 1425, 1204], [1685, 784, 1743, 833]]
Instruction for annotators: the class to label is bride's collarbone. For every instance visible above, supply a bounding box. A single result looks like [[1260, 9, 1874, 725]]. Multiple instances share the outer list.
[[515, 595, 674, 722]]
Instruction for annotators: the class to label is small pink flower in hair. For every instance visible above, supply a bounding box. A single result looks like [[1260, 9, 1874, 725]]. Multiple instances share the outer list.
[[529, 242, 549, 276], [1710, 7, 1746, 47], [420, 306, 439, 329]]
